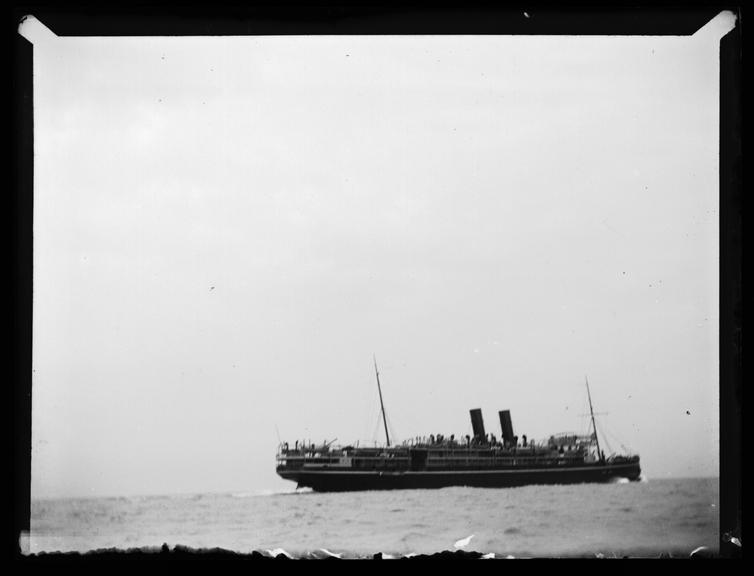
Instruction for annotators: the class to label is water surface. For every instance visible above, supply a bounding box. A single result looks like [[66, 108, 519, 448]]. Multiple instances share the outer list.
[[28, 477, 718, 557]]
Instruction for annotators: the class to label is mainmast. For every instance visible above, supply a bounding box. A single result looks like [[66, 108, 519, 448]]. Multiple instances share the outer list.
[[374, 356, 391, 447], [585, 376, 603, 462]]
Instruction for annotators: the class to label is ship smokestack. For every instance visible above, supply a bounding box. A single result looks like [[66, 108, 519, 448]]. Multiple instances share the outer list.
[[469, 408, 486, 441], [499, 410, 515, 446]]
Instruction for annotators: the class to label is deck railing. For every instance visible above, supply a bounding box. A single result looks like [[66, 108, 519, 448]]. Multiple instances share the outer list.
[[276, 448, 590, 469]]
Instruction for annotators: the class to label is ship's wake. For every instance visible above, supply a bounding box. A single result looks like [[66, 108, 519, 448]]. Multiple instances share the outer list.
[[231, 487, 311, 498]]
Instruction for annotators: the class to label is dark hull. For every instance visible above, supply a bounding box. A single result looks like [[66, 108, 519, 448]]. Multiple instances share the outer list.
[[278, 461, 642, 492]]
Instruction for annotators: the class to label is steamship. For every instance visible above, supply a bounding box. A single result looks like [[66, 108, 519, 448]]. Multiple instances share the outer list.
[[276, 362, 641, 492]]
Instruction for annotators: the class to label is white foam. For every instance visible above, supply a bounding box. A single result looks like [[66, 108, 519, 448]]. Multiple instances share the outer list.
[[265, 548, 293, 558], [319, 548, 343, 558], [609, 477, 630, 484], [454, 534, 474, 548]]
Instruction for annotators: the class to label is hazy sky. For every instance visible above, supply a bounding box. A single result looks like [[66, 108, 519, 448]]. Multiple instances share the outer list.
[[23, 13, 734, 498]]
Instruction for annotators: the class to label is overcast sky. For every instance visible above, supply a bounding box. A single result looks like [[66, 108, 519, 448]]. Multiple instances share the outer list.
[[22, 13, 734, 498]]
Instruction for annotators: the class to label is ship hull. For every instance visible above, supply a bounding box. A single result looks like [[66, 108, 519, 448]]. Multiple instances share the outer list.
[[278, 461, 641, 492]]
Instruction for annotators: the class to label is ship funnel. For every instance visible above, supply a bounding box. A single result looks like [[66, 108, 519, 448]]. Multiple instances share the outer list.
[[499, 410, 515, 446], [469, 408, 486, 440]]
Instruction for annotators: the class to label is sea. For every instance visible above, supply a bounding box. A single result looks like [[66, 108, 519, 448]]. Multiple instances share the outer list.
[[25, 477, 718, 558]]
